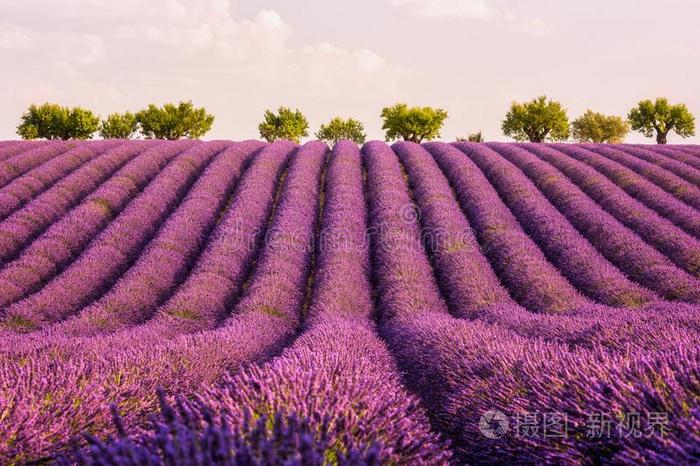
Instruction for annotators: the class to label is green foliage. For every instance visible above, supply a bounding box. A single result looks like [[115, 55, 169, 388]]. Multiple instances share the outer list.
[[381, 103, 448, 143], [457, 131, 484, 142], [572, 110, 630, 143], [502, 96, 570, 142], [136, 101, 214, 140], [315, 117, 367, 145], [628, 98, 695, 144], [17, 103, 100, 140], [258, 107, 309, 143], [100, 112, 139, 139]]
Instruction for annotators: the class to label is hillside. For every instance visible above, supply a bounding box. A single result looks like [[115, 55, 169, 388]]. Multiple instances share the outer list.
[[0, 139, 699, 464]]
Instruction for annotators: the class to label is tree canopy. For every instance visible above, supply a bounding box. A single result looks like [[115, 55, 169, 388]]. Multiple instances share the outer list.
[[457, 131, 484, 143], [17, 103, 100, 140], [315, 117, 367, 145], [572, 110, 629, 143], [258, 107, 309, 143], [136, 101, 214, 140], [381, 103, 448, 143], [501, 96, 570, 142], [100, 112, 139, 139], [628, 98, 695, 144]]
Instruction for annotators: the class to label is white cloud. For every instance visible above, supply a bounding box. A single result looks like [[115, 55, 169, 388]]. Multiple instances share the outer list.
[[390, 0, 554, 36], [0, 0, 410, 139], [390, 0, 498, 20], [0, 23, 30, 50]]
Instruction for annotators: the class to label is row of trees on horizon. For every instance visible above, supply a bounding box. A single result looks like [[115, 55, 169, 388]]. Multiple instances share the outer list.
[[15, 97, 696, 145]]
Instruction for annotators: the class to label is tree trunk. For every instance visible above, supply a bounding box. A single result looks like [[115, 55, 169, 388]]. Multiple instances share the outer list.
[[656, 132, 668, 144]]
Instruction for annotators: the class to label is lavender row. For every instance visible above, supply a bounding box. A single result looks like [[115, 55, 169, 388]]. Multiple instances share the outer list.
[[0, 142, 226, 331], [0, 141, 75, 187], [0, 140, 126, 219], [642, 144, 700, 171], [113, 141, 450, 464], [0, 140, 175, 263], [218, 140, 327, 330], [457, 142, 656, 307], [395, 143, 700, 347], [360, 144, 700, 463], [0, 141, 191, 308], [188, 140, 450, 464], [676, 145, 700, 157], [425, 142, 588, 313], [550, 144, 700, 238], [0, 141, 326, 460], [519, 144, 700, 282], [64, 398, 385, 466], [304, 140, 375, 326], [470, 301, 700, 353], [50, 141, 264, 337], [487, 143, 700, 302], [362, 141, 450, 320], [615, 144, 700, 185], [0, 141, 44, 162], [392, 141, 515, 315], [132, 140, 295, 338], [385, 313, 699, 464], [584, 144, 700, 209]]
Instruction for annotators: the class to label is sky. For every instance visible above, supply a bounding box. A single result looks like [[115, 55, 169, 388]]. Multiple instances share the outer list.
[[0, 0, 698, 143]]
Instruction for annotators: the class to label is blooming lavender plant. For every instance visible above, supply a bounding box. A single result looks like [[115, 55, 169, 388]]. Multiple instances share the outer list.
[[515, 143, 700, 283], [0, 140, 74, 187], [616, 144, 700, 185], [551, 143, 700, 238], [1, 141, 225, 330], [425, 141, 588, 313], [584, 144, 700, 209], [0, 140, 697, 464], [458, 142, 657, 307], [0, 140, 126, 218]]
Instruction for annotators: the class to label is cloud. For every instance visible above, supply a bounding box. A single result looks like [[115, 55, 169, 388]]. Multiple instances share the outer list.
[[0, 0, 411, 139], [390, 0, 498, 20], [0, 23, 30, 50], [390, 0, 554, 36]]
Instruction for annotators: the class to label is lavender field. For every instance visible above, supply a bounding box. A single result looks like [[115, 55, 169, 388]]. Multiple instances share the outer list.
[[0, 139, 699, 464]]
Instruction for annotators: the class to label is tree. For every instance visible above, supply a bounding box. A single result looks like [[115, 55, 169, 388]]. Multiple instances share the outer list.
[[17, 103, 100, 140], [100, 112, 139, 139], [457, 131, 484, 143], [628, 98, 695, 144], [572, 110, 630, 143], [381, 103, 448, 143], [315, 117, 367, 145], [501, 96, 570, 142], [258, 107, 309, 143], [136, 101, 214, 140]]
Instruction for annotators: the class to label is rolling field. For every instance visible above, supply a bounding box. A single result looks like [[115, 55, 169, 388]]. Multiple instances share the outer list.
[[0, 139, 699, 464]]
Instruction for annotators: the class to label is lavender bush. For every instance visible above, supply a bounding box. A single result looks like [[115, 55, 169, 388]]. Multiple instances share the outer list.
[[0, 140, 698, 464]]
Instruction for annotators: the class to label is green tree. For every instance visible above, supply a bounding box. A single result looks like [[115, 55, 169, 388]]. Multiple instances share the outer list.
[[572, 110, 630, 143], [502, 96, 570, 142], [100, 112, 139, 139], [258, 107, 309, 143], [457, 131, 484, 142], [136, 101, 214, 140], [17, 103, 100, 140], [315, 117, 367, 145], [381, 103, 448, 143], [628, 98, 695, 144]]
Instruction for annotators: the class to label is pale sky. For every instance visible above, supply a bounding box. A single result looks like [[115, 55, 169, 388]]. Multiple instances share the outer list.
[[0, 0, 698, 143]]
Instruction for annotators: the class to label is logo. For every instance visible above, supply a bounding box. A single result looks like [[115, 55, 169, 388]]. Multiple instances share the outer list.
[[479, 410, 509, 439], [398, 203, 420, 224]]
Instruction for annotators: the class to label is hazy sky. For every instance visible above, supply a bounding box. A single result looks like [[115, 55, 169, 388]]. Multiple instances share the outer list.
[[1, 0, 698, 142]]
